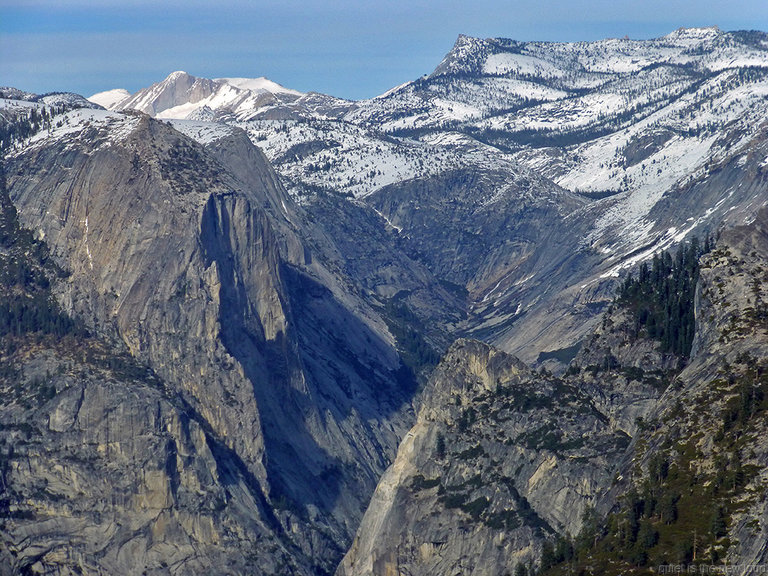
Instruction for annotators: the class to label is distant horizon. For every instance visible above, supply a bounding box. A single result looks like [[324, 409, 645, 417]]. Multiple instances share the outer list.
[[2, 0, 768, 100], [80, 27, 766, 104]]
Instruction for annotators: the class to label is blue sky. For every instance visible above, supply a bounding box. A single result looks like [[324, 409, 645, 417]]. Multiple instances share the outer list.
[[2, 0, 768, 100]]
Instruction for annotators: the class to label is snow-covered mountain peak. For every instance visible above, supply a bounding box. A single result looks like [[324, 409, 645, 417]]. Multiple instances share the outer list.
[[104, 71, 308, 120], [661, 25, 721, 44], [88, 88, 131, 109], [110, 71, 217, 116], [373, 80, 415, 100], [430, 34, 492, 77], [7, 107, 140, 157], [427, 28, 768, 86], [219, 77, 302, 96]]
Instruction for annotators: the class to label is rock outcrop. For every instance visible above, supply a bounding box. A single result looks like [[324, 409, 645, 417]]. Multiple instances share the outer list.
[[0, 339, 309, 576], [337, 338, 645, 576]]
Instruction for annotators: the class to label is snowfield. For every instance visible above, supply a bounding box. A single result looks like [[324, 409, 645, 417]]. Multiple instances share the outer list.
[[5, 27, 767, 289], [88, 88, 131, 109]]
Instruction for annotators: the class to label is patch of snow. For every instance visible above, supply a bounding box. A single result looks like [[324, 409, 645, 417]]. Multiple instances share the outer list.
[[483, 52, 566, 78], [15, 108, 139, 155], [374, 80, 414, 99], [369, 206, 402, 232], [219, 77, 302, 96], [166, 119, 235, 145], [88, 89, 131, 110], [82, 216, 93, 270], [0, 97, 42, 111]]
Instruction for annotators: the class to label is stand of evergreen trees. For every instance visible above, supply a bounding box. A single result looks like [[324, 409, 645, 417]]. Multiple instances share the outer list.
[[0, 162, 83, 339], [617, 236, 712, 357], [0, 106, 62, 152]]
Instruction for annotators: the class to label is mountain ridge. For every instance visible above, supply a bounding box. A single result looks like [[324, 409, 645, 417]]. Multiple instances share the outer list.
[[8, 25, 768, 363], [2, 25, 768, 574]]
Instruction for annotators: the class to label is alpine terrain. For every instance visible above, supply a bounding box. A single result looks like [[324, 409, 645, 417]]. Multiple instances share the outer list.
[[0, 25, 767, 575]]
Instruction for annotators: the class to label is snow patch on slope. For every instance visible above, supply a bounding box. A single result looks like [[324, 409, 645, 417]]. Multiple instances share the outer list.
[[88, 89, 131, 110], [219, 77, 302, 96], [483, 52, 565, 77], [166, 119, 236, 145], [16, 108, 139, 154]]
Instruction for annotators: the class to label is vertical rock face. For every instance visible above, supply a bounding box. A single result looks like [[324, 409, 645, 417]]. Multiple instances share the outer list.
[[8, 113, 273, 483], [0, 344, 306, 576], [337, 339, 643, 576], [3, 111, 424, 572], [0, 167, 302, 575]]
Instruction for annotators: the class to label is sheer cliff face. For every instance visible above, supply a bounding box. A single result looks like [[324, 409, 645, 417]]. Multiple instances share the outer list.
[[3, 111, 417, 572], [0, 340, 307, 576], [7, 113, 275, 479], [0, 162, 303, 575], [337, 339, 642, 576]]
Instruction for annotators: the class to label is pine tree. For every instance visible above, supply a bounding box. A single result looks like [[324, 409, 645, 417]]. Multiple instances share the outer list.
[[710, 506, 727, 538], [540, 541, 556, 571]]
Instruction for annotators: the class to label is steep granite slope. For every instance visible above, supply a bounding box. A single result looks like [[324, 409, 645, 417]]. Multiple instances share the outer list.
[[1, 105, 455, 573], [0, 169, 306, 575], [337, 333, 663, 576], [339, 211, 768, 575]]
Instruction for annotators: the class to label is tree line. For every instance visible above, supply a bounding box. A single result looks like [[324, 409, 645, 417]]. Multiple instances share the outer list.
[[617, 236, 712, 357]]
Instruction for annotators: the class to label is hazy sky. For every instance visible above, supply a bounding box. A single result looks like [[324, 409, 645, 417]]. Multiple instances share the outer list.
[[2, 0, 768, 100]]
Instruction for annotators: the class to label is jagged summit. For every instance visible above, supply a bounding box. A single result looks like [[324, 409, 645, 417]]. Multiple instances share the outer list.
[[430, 34, 492, 77], [94, 70, 306, 120], [429, 26, 767, 81]]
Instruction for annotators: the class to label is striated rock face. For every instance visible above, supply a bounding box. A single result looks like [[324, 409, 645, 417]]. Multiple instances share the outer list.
[[2, 109, 433, 573], [8, 112, 276, 484], [0, 341, 307, 576], [366, 167, 585, 292], [364, 164, 610, 365], [337, 339, 642, 576], [0, 168, 303, 575]]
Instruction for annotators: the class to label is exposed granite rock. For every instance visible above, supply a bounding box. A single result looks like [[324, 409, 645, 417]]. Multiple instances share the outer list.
[[571, 307, 679, 437], [0, 339, 307, 576], [0, 168, 304, 574], [3, 112, 440, 573], [337, 339, 639, 576]]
